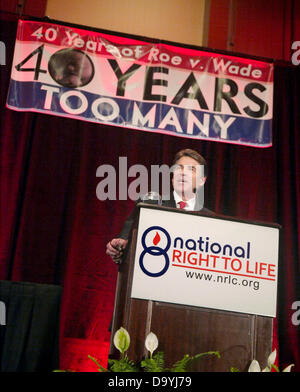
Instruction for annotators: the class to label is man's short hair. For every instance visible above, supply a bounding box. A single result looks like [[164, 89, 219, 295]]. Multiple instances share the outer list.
[[173, 149, 207, 177]]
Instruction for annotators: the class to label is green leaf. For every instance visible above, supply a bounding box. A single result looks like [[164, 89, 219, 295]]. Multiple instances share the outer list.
[[88, 355, 108, 372], [193, 351, 221, 360], [168, 354, 191, 372], [141, 351, 165, 372], [169, 351, 220, 372], [270, 363, 280, 372], [108, 356, 139, 372]]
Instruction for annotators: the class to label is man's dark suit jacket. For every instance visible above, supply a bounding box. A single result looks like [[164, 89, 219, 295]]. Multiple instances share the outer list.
[[118, 191, 215, 240]]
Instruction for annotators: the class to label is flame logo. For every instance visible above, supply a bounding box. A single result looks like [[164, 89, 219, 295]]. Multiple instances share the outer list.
[[153, 231, 161, 246]]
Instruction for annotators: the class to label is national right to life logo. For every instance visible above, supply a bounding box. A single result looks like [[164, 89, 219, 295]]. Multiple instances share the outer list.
[[139, 226, 171, 277]]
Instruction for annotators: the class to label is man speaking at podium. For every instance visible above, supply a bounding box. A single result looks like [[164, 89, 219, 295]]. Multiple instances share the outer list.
[[106, 148, 213, 264]]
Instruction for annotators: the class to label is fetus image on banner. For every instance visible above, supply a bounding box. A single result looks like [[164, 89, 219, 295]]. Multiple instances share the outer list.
[[48, 48, 94, 88]]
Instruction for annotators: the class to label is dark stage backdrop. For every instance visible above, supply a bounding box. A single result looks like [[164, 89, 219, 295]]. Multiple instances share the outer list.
[[0, 14, 299, 371]]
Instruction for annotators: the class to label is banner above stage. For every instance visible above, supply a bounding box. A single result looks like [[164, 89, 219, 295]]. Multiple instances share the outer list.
[[7, 19, 274, 147]]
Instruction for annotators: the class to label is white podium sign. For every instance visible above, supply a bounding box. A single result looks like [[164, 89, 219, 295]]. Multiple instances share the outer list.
[[131, 207, 280, 317]]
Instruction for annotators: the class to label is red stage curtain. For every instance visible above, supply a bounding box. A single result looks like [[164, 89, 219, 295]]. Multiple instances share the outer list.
[[0, 14, 299, 371]]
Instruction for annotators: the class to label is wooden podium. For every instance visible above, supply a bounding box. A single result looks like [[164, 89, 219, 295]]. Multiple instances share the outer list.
[[109, 204, 280, 372]]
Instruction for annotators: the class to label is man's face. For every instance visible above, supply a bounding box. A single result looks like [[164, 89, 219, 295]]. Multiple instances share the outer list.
[[172, 156, 206, 199]]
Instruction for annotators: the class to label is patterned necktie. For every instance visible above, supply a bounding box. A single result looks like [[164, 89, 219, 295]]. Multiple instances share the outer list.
[[178, 201, 187, 209]]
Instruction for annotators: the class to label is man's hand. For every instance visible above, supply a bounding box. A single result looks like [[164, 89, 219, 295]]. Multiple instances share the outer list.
[[106, 238, 128, 264]]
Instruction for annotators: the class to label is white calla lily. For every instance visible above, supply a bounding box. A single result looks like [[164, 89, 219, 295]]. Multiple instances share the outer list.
[[145, 332, 158, 357], [282, 364, 294, 372], [262, 366, 271, 372], [248, 359, 261, 372], [267, 349, 277, 367], [113, 327, 130, 355]]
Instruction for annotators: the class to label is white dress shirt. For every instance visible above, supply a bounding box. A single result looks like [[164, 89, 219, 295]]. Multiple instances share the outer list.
[[173, 191, 196, 211]]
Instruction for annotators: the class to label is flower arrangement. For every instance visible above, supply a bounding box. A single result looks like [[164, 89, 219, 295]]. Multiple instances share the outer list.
[[88, 327, 220, 372], [55, 327, 294, 372]]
